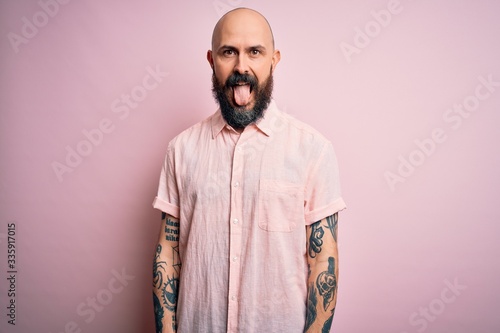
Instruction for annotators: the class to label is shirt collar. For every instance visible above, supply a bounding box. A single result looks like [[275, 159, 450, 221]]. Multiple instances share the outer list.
[[211, 99, 279, 139], [211, 108, 227, 139]]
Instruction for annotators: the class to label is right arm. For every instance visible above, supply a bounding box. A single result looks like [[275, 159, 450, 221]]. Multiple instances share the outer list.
[[153, 213, 181, 333]]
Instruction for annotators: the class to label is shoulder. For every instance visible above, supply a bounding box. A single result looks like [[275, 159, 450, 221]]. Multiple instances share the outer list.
[[271, 105, 332, 148]]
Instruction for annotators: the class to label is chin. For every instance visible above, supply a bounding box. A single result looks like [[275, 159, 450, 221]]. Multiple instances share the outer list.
[[236, 104, 253, 112]]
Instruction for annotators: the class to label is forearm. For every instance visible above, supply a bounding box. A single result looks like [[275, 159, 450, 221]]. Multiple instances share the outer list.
[[304, 214, 339, 333], [153, 213, 181, 333], [305, 256, 338, 332]]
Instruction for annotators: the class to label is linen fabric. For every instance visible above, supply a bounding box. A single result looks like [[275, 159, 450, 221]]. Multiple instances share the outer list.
[[153, 100, 346, 332]]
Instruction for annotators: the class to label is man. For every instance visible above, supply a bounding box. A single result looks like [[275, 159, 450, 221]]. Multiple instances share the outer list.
[[152, 8, 346, 333]]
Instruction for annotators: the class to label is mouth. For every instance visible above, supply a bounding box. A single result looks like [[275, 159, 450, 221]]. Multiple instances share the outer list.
[[232, 82, 253, 107]]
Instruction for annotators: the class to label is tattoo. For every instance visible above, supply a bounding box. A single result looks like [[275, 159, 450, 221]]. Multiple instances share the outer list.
[[153, 244, 167, 331], [153, 292, 164, 333], [154, 215, 181, 332], [304, 283, 318, 331], [153, 245, 167, 288], [162, 276, 179, 312], [316, 257, 337, 311], [308, 221, 324, 258], [321, 308, 335, 333], [165, 217, 180, 242], [171, 245, 181, 274], [324, 214, 338, 242]]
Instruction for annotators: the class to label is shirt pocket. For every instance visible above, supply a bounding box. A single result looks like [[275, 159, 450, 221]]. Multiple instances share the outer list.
[[258, 179, 304, 232]]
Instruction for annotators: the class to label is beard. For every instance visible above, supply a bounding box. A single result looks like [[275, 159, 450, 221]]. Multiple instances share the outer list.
[[211, 69, 274, 129]]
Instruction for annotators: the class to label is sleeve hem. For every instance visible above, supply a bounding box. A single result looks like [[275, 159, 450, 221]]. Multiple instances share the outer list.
[[304, 197, 346, 225], [152, 197, 180, 219]]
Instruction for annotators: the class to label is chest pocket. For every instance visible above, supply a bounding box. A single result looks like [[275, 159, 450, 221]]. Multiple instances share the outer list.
[[258, 179, 304, 232]]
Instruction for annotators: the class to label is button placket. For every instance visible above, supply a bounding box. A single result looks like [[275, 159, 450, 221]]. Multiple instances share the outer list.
[[227, 138, 246, 332]]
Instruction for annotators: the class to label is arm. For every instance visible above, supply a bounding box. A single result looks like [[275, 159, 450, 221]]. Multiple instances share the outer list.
[[153, 213, 181, 333], [304, 213, 339, 333]]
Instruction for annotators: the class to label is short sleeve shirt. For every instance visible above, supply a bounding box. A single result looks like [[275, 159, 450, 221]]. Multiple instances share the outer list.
[[153, 100, 346, 333]]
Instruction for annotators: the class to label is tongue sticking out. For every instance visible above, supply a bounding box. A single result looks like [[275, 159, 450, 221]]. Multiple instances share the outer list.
[[233, 84, 251, 106]]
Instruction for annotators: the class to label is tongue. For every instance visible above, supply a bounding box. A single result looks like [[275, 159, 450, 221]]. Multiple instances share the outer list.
[[234, 85, 251, 106]]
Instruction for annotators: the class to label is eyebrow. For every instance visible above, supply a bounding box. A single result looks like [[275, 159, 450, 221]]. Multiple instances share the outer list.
[[218, 45, 267, 52], [249, 45, 266, 52]]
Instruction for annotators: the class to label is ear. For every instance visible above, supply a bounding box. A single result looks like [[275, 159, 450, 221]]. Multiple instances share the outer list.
[[207, 50, 214, 69], [271, 49, 281, 72]]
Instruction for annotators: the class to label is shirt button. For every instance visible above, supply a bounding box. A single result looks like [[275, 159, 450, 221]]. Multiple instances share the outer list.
[[231, 296, 236, 301], [232, 256, 238, 262], [234, 181, 240, 187], [233, 218, 239, 224]]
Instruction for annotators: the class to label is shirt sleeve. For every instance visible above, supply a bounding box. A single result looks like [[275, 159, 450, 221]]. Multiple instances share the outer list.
[[303, 141, 346, 225], [152, 143, 180, 218]]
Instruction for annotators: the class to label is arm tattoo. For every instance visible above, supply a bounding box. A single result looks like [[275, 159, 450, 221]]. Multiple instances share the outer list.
[[162, 276, 179, 312], [153, 245, 167, 333], [154, 214, 181, 332], [171, 245, 181, 274], [165, 217, 180, 242], [304, 283, 318, 332], [316, 257, 337, 311], [321, 308, 335, 333], [153, 292, 164, 333], [153, 245, 167, 289], [324, 213, 338, 242], [308, 221, 324, 258]]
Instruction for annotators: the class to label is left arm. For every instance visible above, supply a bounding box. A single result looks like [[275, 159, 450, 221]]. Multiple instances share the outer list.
[[304, 213, 339, 333]]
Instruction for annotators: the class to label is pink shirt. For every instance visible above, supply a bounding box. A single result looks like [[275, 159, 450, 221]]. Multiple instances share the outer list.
[[153, 101, 346, 332]]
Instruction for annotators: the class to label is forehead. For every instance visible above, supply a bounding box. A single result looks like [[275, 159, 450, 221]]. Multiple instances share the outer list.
[[213, 10, 273, 49]]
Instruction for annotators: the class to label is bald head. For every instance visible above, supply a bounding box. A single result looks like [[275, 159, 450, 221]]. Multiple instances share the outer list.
[[211, 8, 275, 51]]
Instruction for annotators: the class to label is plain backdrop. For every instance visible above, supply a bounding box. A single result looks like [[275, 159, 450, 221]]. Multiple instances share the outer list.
[[1, 1, 500, 332]]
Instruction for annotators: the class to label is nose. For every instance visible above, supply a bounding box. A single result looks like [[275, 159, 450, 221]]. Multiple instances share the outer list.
[[234, 54, 249, 74]]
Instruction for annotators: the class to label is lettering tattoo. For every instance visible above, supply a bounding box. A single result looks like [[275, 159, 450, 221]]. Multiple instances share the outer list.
[[304, 283, 318, 332], [316, 257, 337, 311], [308, 221, 324, 258], [324, 213, 338, 242], [165, 217, 180, 242]]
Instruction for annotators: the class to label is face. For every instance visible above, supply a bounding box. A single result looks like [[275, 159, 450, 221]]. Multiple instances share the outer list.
[[207, 9, 281, 129], [211, 68, 274, 129]]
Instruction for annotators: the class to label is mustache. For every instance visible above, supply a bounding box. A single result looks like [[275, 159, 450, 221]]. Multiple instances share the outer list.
[[224, 72, 258, 90]]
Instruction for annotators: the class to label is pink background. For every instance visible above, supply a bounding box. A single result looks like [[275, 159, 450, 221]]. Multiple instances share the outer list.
[[1, 1, 500, 332]]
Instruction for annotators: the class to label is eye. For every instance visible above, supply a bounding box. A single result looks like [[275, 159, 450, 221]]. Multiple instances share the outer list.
[[250, 49, 261, 55], [223, 49, 235, 56]]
